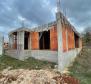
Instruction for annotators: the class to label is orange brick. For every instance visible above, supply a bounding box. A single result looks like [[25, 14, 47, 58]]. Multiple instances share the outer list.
[[31, 32, 39, 50], [62, 23, 67, 52], [50, 25, 58, 51]]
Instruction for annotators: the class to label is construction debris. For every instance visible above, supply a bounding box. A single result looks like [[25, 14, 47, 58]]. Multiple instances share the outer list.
[[0, 69, 80, 84]]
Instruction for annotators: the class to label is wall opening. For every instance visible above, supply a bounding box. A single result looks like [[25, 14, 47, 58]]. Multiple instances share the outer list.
[[24, 32, 30, 50], [39, 30, 50, 50], [74, 33, 79, 48]]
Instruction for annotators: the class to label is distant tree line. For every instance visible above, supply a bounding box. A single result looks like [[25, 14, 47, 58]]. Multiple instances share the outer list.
[[82, 27, 91, 46]]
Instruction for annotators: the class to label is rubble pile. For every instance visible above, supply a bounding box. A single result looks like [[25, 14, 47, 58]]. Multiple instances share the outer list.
[[0, 69, 79, 84]]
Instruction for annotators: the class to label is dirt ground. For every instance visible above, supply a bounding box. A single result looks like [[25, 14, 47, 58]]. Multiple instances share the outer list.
[[0, 69, 79, 84]]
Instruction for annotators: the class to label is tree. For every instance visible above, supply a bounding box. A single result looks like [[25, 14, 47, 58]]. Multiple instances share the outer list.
[[83, 27, 91, 46]]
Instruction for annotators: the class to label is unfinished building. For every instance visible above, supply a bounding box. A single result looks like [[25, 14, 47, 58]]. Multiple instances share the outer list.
[[6, 11, 82, 71]]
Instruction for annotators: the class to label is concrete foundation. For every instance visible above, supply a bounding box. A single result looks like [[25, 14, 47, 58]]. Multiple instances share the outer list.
[[5, 50, 58, 63], [58, 48, 81, 71], [5, 48, 81, 65], [31, 50, 58, 63], [5, 50, 24, 60]]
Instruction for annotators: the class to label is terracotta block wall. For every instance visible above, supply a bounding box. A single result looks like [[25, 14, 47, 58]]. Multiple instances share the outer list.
[[31, 32, 39, 50], [50, 25, 58, 51], [62, 24, 67, 52], [13, 35, 17, 49], [62, 22, 75, 52], [13, 41, 17, 49], [68, 27, 75, 50], [71, 31, 75, 49]]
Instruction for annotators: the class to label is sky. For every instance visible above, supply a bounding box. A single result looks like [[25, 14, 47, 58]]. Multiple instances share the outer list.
[[0, 0, 91, 41]]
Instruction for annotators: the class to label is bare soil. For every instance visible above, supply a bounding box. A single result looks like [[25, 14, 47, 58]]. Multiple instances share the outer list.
[[0, 69, 79, 84]]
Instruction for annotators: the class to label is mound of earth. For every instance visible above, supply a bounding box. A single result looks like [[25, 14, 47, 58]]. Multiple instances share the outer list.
[[0, 69, 79, 84]]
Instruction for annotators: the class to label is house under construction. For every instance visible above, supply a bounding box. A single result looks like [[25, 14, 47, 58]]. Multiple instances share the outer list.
[[5, 1, 82, 71]]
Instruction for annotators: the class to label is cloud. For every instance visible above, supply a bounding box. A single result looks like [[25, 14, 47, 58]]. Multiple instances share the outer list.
[[14, 0, 55, 25], [0, 0, 91, 39], [60, 0, 91, 32]]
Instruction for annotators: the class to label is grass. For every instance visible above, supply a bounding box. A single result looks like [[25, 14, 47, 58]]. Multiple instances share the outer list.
[[69, 64, 91, 84], [0, 55, 56, 71], [68, 48, 91, 84]]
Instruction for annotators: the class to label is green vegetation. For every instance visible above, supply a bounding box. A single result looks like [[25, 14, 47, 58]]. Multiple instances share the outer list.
[[69, 48, 91, 84], [69, 64, 91, 84], [83, 32, 91, 46], [0, 55, 56, 71]]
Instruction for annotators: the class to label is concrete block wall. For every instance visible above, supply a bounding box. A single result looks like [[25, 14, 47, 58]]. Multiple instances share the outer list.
[[21, 50, 31, 60], [5, 50, 58, 63], [31, 50, 58, 63], [58, 48, 81, 71], [5, 50, 20, 59], [5, 50, 31, 60]]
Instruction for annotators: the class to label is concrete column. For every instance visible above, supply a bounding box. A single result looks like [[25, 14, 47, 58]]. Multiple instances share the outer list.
[[9, 34, 14, 49], [56, 12, 63, 72], [17, 31, 24, 50], [16, 33, 18, 50], [9, 35, 11, 49]]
